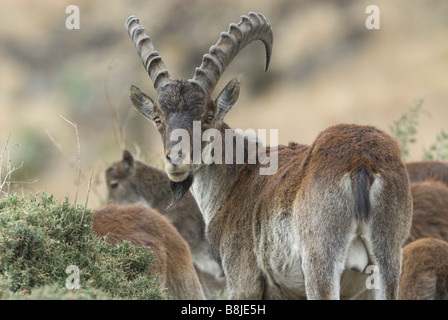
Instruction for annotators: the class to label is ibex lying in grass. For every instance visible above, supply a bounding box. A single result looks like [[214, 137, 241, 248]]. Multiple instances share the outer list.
[[125, 12, 412, 299], [406, 180, 448, 245], [105, 150, 225, 298], [400, 237, 448, 300], [92, 204, 205, 300], [406, 161, 448, 187], [106, 150, 222, 279]]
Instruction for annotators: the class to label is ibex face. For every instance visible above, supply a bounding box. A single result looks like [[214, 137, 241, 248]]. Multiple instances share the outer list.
[[106, 149, 148, 206], [127, 13, 272, 192], [130, 80, 239, 184]]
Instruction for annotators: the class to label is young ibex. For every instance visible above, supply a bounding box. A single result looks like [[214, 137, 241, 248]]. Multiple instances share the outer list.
[[406, 161, 448, 187], [125, 12, 412, 299], [105, 150, 223, 279], [406, 180, 448, 245], [92, 204, 205, 300], [400, 237, 448, 300]]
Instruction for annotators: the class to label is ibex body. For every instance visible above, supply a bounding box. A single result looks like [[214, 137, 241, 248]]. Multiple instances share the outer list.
[[126, 12, 412, 299], [92, 204, 205, 300], [105, 150, 223, 280], [406, 180, 448, 245], [400, 237, 448, 300], [406, 161, 448, 186]]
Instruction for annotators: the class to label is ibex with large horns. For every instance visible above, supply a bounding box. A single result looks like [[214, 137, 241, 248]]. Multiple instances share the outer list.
[[125, 12, 412, 299]]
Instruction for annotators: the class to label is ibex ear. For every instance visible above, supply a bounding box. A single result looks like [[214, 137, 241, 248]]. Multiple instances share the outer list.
[[122, 149, 134, 174], [215, 78, 240, 124], [129, 85, 155, 122]]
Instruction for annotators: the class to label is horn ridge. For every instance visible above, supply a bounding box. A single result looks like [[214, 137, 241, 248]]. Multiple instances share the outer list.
[[126, 15, 171, 91]]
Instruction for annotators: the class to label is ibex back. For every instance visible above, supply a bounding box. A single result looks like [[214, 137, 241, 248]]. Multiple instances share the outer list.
[[405, 180, 448, 245], [125, 12, 412, 299], [92, 204, 205, 300], [406, 161, 448, 187]]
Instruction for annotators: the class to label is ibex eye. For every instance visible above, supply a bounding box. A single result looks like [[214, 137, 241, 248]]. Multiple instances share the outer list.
[[109, 182, 119, 189], [205, 115, 213, 124], [154, 117, 161, 126]]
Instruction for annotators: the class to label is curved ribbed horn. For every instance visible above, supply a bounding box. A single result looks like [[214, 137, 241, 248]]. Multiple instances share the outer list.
[[189, 12, 273, 95], [126, 16, 171, 91]]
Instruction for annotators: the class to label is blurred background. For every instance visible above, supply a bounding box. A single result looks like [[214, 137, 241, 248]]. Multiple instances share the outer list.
[[1, 0, 447, 208]]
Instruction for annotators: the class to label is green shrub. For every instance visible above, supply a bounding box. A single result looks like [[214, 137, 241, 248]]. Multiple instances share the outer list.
[[0, 192, 165, 300], [423, 130, 448, 161], [389, 99, 423, 161], [389, 100, 448, 161]]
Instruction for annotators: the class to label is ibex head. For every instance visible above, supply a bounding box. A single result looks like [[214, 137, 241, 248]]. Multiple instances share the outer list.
[[127, 12, 272, 190]]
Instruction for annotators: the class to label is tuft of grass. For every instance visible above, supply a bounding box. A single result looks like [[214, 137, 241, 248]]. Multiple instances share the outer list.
[[389, 99, 423, 161], [0, 192, 165, 300]]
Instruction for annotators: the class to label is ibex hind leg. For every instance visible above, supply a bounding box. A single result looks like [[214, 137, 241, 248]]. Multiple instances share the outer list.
[[300, 215, 352, 299], [366, 239, 402, 300], [367, 197, 411, 300], [302, 253, 346, 300], [364, 218, 403, 300]]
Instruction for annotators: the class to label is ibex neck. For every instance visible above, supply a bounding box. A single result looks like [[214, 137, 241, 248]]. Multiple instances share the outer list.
[[190, 162, 237, 226], [190, 123, 258, 225]]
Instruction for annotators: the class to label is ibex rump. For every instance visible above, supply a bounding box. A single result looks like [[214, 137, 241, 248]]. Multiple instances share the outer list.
[[93, 204, 205, 300], [125, 12, 412, 299]]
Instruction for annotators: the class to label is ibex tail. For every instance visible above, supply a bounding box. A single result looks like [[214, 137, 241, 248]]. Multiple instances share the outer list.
[[351, 165, 374, 222]]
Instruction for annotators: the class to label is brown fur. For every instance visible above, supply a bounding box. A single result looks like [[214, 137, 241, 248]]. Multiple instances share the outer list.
[[400, 238, 448, 300], [406, 161, 448, 186], [205, 123, 412, 299], [92, 204, 205, 300], [406, 180, 448, 245], [105, 150, 225, 298]]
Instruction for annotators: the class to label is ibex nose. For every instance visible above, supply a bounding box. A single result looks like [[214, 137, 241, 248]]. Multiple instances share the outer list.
[[166, 149, 187, 165]]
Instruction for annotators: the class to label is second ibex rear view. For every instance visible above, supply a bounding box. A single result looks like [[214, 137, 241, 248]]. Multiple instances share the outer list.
[[125, 12, 412, 299]]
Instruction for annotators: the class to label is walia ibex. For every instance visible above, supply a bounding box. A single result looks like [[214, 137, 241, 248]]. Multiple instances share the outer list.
[[400, 237, 448, 300], [93, 204, 205, 300], [125, 12, 412, 299]]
